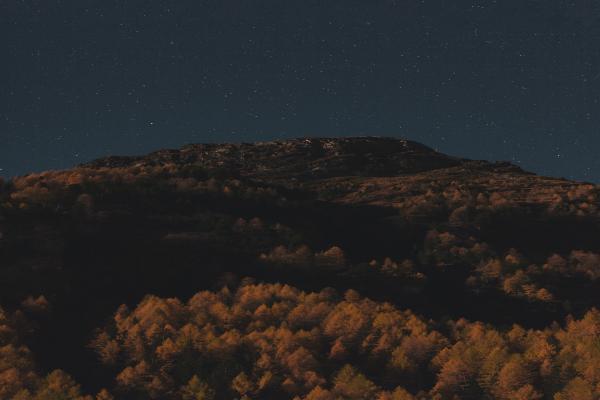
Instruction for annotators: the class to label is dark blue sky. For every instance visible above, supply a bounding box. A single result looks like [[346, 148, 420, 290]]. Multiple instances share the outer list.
[[2, 1, 599, 181]]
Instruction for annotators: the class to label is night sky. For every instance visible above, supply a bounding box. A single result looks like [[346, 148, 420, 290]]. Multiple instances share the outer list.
[[2, 1, 600, 181]]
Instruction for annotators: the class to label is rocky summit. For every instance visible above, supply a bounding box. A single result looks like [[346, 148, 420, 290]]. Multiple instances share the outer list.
[[84, 137, 468, 179]]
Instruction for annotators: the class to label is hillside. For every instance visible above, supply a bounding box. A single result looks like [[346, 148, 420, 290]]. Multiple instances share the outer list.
[[1, 137, 600, 399]]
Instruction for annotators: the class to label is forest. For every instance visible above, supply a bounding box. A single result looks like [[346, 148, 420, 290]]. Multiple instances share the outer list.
[[1, 137, 600, 399]]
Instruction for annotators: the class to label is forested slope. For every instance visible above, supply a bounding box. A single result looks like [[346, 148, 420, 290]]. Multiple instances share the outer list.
[[1, 137, 599, 399]]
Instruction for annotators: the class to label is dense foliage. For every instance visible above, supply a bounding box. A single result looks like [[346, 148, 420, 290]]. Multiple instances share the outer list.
[[0, 299, 111, 400], [92, 283, 600, 399]]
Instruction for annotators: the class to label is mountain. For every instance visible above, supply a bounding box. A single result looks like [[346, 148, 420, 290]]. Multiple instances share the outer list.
[[1, 137, 600, 399]]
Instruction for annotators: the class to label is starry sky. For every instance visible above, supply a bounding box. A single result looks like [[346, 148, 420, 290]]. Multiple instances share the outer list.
[[2, 1, 600, 181]]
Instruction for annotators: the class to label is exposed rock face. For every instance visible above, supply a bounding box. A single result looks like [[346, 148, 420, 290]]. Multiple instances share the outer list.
[[83, 137, 471, 180]]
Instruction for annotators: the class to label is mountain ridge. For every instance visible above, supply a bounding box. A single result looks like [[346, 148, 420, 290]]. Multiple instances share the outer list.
[[73, 137, 591, 216], [82, 136, 528, 181]]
